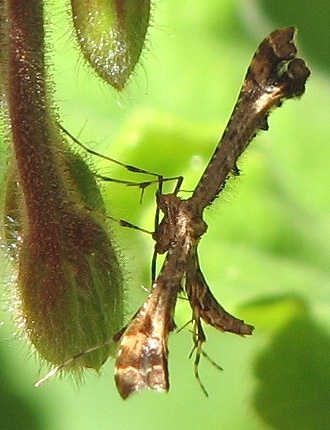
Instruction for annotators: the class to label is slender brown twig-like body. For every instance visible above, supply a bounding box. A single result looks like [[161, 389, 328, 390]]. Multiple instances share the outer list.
[[35, 28, 310, 398], [114, 28, 310, 398], [191, 28, 308, 210]]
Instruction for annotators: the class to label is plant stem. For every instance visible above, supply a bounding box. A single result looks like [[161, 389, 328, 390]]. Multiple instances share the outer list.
[[7, 0, 67, 233]]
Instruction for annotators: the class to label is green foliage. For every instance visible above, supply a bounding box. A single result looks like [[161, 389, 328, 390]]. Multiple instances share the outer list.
[[0, 0, 329, 429]]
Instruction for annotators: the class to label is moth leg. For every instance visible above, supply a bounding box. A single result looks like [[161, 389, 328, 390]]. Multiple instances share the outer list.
[[190, 316, 209, 397]]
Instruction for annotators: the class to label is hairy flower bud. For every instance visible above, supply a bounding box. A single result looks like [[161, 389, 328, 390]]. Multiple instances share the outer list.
[[71, 0, 151, 90], [1, 0, 124, 374], [3, 149, 124, 371]]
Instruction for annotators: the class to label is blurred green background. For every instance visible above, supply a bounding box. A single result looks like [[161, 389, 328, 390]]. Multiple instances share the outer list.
[[1, 0, 330, 429]]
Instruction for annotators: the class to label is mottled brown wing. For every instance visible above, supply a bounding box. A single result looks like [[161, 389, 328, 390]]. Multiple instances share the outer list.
[[186, 252, 254, 336], [114, 279, 177, 399]]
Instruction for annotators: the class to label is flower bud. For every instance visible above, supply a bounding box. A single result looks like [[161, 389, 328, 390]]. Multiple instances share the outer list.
[[1, 0, 125, 374], [3, 150, 124, 372], [71, 0, 151, 90]]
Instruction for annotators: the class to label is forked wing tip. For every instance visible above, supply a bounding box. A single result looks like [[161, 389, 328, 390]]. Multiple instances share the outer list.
[[115, 368, 168, 399]]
